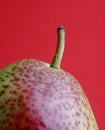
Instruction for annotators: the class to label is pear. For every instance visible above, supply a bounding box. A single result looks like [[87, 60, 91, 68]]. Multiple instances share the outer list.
[[0, 27, 98, 130]]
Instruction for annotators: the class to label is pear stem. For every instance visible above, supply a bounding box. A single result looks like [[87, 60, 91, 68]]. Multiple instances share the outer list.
[[50, 26, 65, 69]]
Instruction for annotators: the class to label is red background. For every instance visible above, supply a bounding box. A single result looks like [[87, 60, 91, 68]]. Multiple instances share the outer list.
[[0, 0, 105, 129]]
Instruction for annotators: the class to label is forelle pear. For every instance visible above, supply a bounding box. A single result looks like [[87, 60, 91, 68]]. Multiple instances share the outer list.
[[0, 27, 98, 130]]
